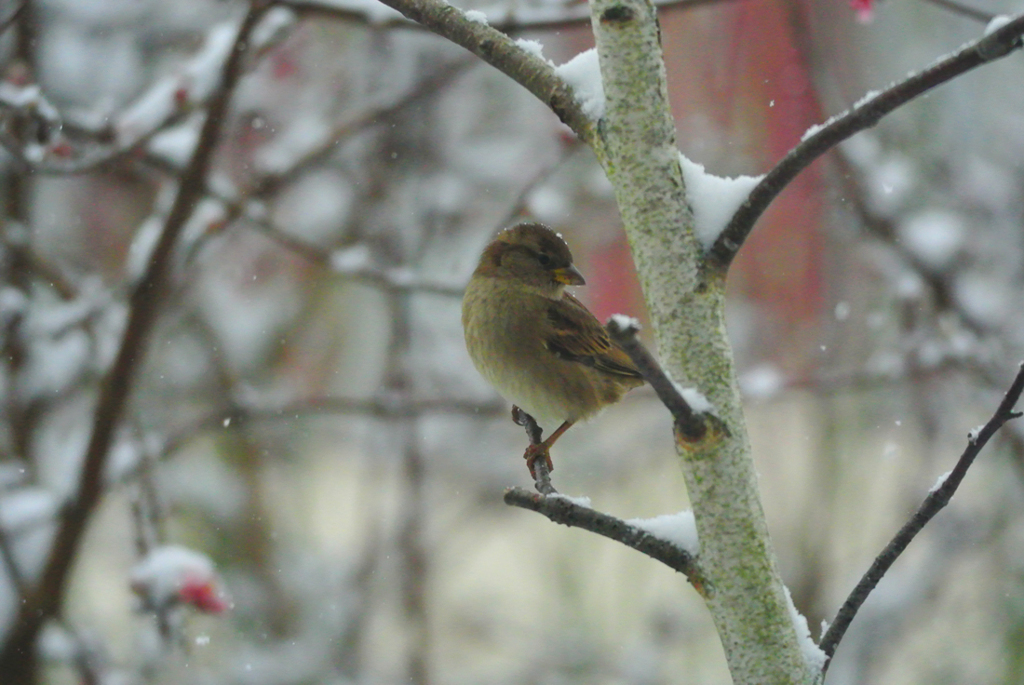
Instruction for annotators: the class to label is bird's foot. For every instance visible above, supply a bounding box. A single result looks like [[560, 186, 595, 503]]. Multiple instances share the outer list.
[[511, 406, 557, 493], [524, 442, 554, 478]]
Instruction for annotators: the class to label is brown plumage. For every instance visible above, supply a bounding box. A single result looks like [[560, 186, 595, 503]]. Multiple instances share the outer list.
[[462, 222, 644, 475]]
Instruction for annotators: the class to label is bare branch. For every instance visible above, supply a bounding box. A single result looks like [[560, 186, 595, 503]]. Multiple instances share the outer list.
[[495, 137, 583, 230], [605, 316, 711, 441], [707, 13, 1024, 270], [504, 487, 708, 592], [819, 362, 1024, 670]]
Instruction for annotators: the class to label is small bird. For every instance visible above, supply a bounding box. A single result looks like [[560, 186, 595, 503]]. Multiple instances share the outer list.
[[462, 222, 644, 476]]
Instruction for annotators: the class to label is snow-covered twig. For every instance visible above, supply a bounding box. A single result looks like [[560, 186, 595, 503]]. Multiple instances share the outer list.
[[819, 361, 1024, 670], [503, 487, 707, 591], [605, 316, 716, 441], [708, 13, 1024, 270], [0, 13, 286, 177]]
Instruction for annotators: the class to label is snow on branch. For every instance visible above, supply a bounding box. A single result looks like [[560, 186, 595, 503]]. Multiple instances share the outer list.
[[357, 0, 595, 141], [130, 545, 230, 614], [678, 153, 762, 250], [503, 486, 708, 593], [605, 315, 723, 442], [0, 9, 291, 176], [818, 361, 1024, 673], [706, 12, 1024, 271]]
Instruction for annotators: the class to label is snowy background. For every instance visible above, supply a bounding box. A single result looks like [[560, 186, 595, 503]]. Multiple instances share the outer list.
[[2, 0, 1024, 683]]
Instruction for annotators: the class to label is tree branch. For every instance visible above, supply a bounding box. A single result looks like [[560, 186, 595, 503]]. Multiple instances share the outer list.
[[707, 13, 1024, 270], [588, 0, 812, 677], [819, 362, 1024, 670], [504, 487, 707, 592], [605, 316, 713, 441], [368, 0, 594, 141], [510, 407, 555, 495], [0, 520, 27, 599]]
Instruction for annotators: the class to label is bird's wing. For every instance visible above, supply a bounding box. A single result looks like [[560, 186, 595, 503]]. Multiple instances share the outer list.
[[544, 293, 643, 380]]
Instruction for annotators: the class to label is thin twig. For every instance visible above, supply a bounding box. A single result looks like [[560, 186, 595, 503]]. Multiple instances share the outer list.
[[512, 406, 556, 495], [605, 316, 710, 440], [707, 13, 1024, 270], [496, 138, 583, 230], [504, 487, 707, 592], [819, 362, 1024, 670]]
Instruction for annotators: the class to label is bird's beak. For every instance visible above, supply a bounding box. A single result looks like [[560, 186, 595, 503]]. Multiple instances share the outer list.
[[552, 265, 586, 286]]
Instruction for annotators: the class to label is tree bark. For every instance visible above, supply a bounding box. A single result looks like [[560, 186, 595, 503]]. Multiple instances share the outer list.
[[588, 0, 815, 681]]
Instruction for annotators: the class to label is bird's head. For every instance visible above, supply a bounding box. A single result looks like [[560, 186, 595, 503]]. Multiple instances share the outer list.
[[475, 222, 585, 296]]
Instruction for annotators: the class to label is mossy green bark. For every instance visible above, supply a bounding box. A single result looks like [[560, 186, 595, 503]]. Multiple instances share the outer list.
[[589, 0, 818, 681]]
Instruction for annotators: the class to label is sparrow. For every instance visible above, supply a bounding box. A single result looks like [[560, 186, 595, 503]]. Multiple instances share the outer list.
[[462, 222, 644, 476]]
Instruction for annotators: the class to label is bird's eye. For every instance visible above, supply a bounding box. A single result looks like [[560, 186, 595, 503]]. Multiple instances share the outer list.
[[537, 254, 552, 266]]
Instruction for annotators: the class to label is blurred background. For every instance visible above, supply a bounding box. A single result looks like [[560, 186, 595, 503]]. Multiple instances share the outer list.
[[1, 0, 1024, 683]]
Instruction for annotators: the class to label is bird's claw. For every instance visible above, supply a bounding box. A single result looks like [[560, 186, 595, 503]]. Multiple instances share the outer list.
[[524, 442, 554, 477]]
